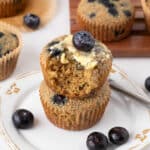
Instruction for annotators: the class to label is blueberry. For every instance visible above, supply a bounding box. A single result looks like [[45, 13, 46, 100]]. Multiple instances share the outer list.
[[86, 132, 108, 150], [12, 109, 34, 129], [88, 0, 96, 2], [99, 0, 114, 8], [114, 29, 125, 37], [145, 77, 150, 91], [0, 32, 4, 38], [47, 41, 60, 52], [108, 127, 129, 145], [24, 14, 40, 29], [98, 0, 110, 7], [89, 13, 96, 18], [73, 31, 95, 52], [50, 48, 62, 57], [123, 10, 132, 17], [108, 7, 118, 17], [0, 44, 2, 51], [52, 94, 67, 105], [48, 41, 60, 47]]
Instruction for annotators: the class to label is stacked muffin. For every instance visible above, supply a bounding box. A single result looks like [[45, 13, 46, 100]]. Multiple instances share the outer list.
[[40, 31, 112, 130]]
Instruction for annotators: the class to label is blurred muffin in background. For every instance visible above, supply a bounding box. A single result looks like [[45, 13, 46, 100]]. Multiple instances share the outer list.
[[0, 22, 22, 80], [0, 0, 27, 18], [77, 0, 135, 42]]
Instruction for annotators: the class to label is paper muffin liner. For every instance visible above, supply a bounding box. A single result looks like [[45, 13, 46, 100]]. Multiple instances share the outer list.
[[39, 81, 110, 131], [0, 22, 22, 80], [141, 0, 150, 32], [77, 9, 135, 42], [0, 0, 27, 18]]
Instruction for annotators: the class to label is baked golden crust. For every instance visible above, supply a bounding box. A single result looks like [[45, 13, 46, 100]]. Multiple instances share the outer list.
[[39, 81, 110, 130]]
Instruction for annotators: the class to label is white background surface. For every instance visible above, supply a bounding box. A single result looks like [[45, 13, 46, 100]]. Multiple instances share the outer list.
[[0, 0, 150, 149]]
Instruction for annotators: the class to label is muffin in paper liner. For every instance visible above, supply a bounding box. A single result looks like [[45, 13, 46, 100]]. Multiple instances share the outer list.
[[0, 0, 56, 32], [141, 0, 150, 32], [0, 0, 27, 18], [40, 35, 112, 99], [0, 22, 22, 81], [77, 0, 135, 42], [39, 81, 110, 131]]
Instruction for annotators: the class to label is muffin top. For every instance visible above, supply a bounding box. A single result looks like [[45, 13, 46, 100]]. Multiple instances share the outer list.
[[78, 0, 134, 25], [44, 31, 112, 70], [0, 30, 19, 57]]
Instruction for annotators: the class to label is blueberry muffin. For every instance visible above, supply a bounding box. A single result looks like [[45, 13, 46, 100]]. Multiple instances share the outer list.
[[141, 0, 150, 32], [40, 31, 112, 99], [0, 0, 27, 18], [77, 0, 135, 42], [39, 81, 110, 130], [0, 22, 22, 80]]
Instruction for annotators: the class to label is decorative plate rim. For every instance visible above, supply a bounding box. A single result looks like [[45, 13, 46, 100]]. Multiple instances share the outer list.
[[0, 65, 150, 150]]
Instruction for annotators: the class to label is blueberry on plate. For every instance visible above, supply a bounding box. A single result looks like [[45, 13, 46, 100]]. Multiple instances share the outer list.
[[108, 127, 129, 145], [12, 109, 34, 129], [145, 77, 150, 92], [24, 14, 40, 29], [73, 31, 95, 52], [86, 132, 108, 150]]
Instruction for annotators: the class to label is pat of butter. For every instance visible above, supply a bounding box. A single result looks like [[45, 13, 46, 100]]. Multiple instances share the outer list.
[[60, 53, 69, 64], [62, 35, 98, 69], [73, 53, 97, 69], [48, 35, 98, 69]]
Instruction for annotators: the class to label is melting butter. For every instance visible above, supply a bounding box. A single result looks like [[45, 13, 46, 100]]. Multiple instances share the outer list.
[[61, 35, 98, 69], [48, 35, 99, 69]]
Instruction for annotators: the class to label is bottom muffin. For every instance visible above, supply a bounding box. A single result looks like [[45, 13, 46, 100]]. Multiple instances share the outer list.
[[39, 81, 111, 131]]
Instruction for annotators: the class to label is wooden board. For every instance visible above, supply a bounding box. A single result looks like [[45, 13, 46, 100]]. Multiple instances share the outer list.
[[70, 0, 150, 57]]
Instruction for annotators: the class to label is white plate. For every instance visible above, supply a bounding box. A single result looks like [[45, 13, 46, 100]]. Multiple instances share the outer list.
[[0, 66, 150, 150]]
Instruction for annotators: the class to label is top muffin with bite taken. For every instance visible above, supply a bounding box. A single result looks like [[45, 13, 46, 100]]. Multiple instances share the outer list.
[[40, 31, 112, 99]]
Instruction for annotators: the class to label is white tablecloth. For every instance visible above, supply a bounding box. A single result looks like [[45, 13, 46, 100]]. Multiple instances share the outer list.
[[0, 0, 150, 149]]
